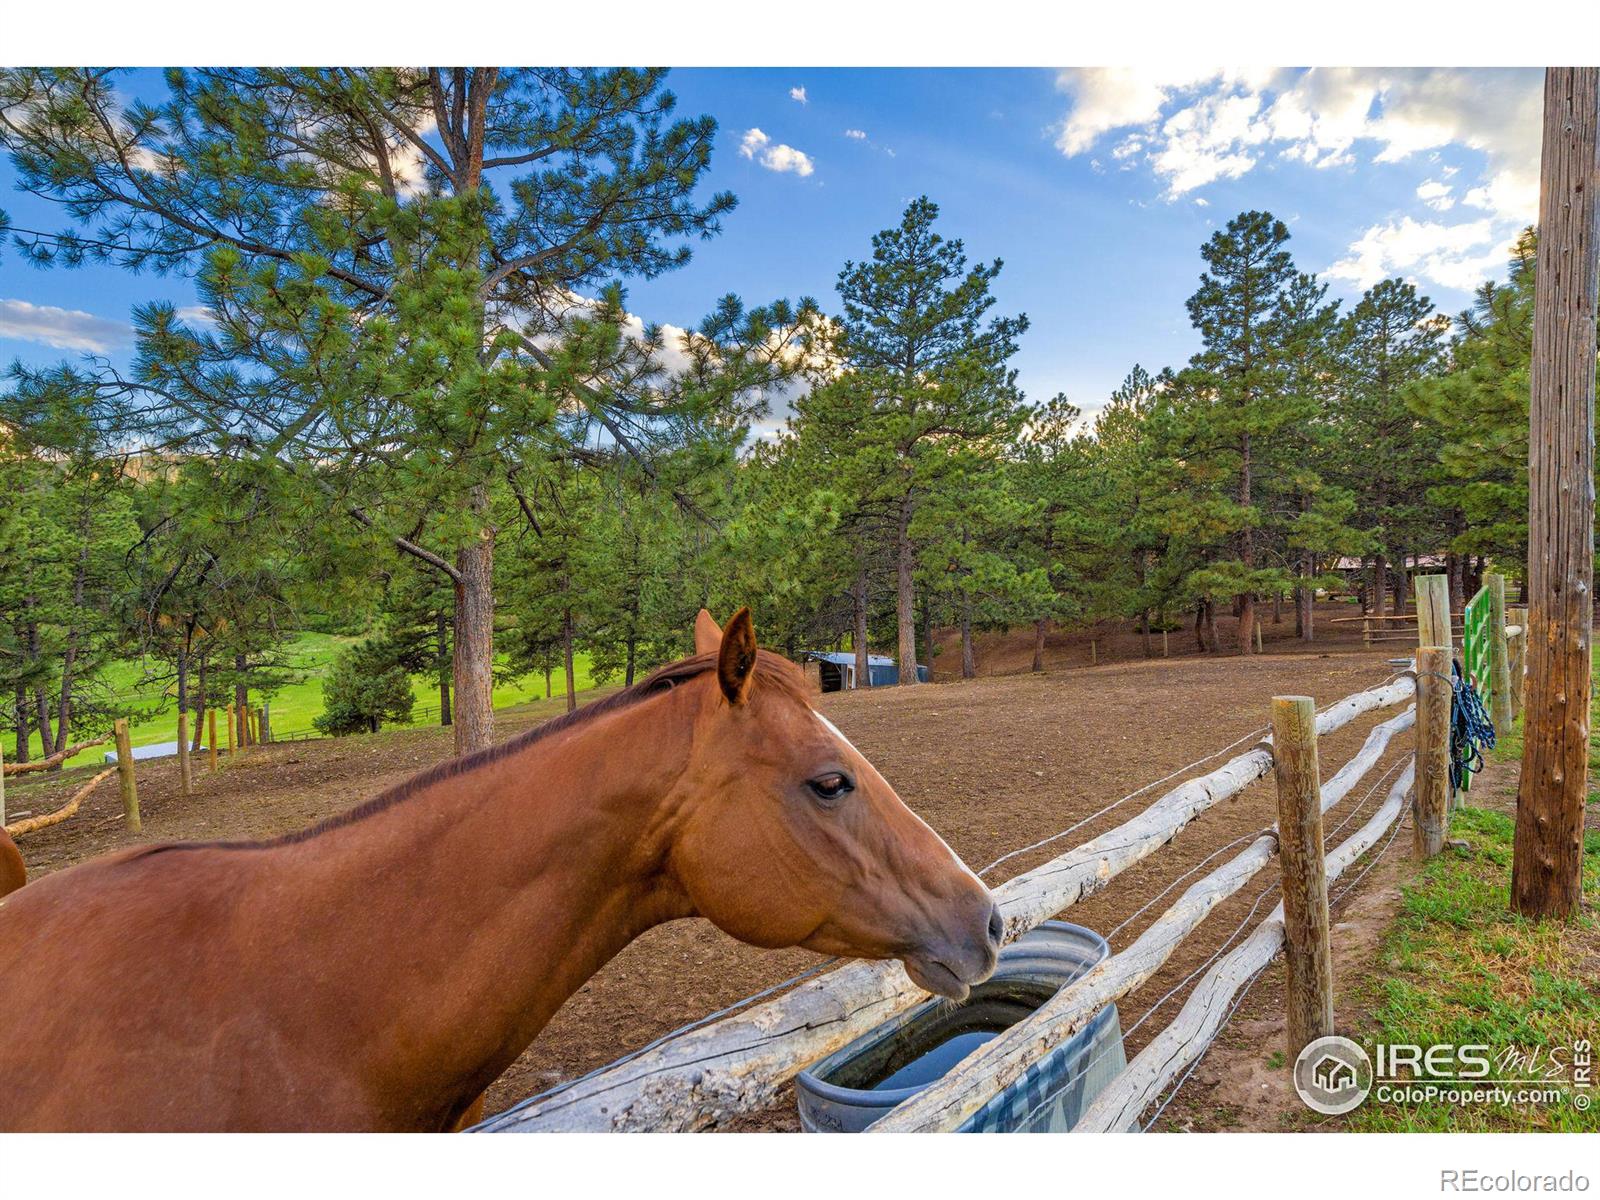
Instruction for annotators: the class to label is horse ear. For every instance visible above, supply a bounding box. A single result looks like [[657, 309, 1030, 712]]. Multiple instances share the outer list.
[[717, 607, 758, 706], [694, 609, 722, 655]]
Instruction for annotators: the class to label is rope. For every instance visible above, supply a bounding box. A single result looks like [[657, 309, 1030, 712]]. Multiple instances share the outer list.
[[1446, 659, 1496, 791]]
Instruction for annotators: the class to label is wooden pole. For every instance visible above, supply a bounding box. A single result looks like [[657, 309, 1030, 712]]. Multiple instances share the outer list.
[[1270, 695, 1334, 1058], [1486, 572, 1513, 738], [1162, 628, 1169, 658], [1415, 574, 1452, 653], [114, 717, 139, 833], [1090, 639, 1097, 666], [208, 709, 219, 771], [0, 741, 6, 828], [1507, 606, 1528, 719], [225, 703, 235, 757], [1514, 67, 1599, 922], [1414, 646, 1452, 858], [1256, 622, 1264, 654], [177, 710, 192, 796]]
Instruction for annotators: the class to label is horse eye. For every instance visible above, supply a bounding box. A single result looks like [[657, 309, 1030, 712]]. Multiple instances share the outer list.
[[807, 772, 854, 804]]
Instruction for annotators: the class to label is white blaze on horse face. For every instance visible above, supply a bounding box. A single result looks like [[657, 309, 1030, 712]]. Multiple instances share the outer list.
[[810, 710, 987, 891]]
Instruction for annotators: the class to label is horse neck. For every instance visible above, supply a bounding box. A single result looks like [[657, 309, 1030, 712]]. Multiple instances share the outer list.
[[279, 686, 701, 1125]]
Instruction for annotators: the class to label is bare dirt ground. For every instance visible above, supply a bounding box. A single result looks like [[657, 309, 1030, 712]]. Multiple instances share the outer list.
[[6, 604, 1418, 1130]]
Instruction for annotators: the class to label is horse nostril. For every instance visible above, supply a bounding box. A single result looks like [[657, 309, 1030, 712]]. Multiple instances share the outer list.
[[987, 904, 1004, 947]]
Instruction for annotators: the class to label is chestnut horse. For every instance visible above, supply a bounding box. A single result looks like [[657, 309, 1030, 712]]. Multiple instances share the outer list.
[[0, 827, 24, 897], [0, 608, 998, 1131]]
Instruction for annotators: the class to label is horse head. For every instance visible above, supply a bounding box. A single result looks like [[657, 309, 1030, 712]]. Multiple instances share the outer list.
[[660, 608, 1000, 1000]]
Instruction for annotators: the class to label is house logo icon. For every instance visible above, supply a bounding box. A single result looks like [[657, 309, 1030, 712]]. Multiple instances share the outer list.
[[1293, 1036, 1372, 1115]]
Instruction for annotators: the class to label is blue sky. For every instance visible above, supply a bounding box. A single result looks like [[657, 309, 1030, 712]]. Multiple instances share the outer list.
[[0, 67, 1545, 423]]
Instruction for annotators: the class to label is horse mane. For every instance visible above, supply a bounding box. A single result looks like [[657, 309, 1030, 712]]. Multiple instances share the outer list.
[[128, 647, 807, 856]]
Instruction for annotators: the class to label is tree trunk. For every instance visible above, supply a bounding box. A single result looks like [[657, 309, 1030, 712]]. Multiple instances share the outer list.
[[1371, 551, 1388, 623], [853, 569, 871, 689], [1236, 595, 1256, 656], [1272, 591, 1283, 625], [34, 689, 52, 766], [1512, 66, 1598, 922], [1141, 610, 1152, 657], [27, 621, 52, 758], [234, 653, 249, 749], [1203, 598, 1219, 654], [176, 640, 192, 796], [920, 595, 935, 681], [14, 683, 30, 763], [452, 527, 496, 753], [436, 610, 453, 726], [1194, 602, 1207, 653], [959, 591, 975, 680], [624, 635, 638, 689], [55, 544, 90, 755], [1032, 618, 1047, 673], [894, 494, 920, 686], [563, 613, 577, 715], [1393, 556, 1408, 614], [192, 656, 207, 751]]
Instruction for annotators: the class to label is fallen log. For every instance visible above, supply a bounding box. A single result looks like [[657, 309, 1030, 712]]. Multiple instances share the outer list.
[[4, 768, 118, 837], [482, 675, 1414, 1133], [2, 738, 110, 777], [1073, 761, 1414, 1132]]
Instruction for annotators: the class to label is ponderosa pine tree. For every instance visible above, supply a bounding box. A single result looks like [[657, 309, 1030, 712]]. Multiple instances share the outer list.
[[827, 197, 1029, 683], [1, 68, 810, 754], [1331, 277, 1450, 617], [1169, 210, 1306, 654]]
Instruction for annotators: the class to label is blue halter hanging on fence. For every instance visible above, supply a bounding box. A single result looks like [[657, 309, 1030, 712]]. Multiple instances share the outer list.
[[1448, 657, 1497, 791]]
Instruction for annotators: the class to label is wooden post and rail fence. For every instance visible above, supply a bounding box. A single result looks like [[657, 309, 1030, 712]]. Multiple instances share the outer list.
[[475, 569, 1525, 1133]]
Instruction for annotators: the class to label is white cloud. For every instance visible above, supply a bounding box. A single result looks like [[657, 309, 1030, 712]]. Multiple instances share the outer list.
[[789, 86, 808, 105], [1416, 179, 1455, 211], [1053, 67, 1540, 221], [1325, 216, 1508, 291], [1053, 67, 1540, 295], [0, 299, 128, 353], [738, 128, 815, 177], [843, 128, 868, 140]]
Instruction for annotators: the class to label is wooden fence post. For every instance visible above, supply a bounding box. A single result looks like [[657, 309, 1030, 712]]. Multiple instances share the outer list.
[[1416, 574, 1452, 653], [1256, 622, 1264, 654], [1162, 628, 1169, 658], [1, 741, 6, 827], [226, 703, 235, 757], [114, 718, 140, 833], [1414, 646, 1452, 858], [1486, 572, 1513, 738], [1514, 66, 1598, 921], [177, 710, 192, 796], [1506, 606, 1528, 720], [1270, 695, 1335, 1058], [208, 709, 219, 771]]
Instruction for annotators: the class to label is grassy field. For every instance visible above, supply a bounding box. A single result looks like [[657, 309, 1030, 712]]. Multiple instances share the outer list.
[[15, 631, 600, 768], [1346, 649, 1600, 1131]]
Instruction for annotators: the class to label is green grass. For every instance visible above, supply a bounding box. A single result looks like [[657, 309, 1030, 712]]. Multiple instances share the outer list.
[[16, 631, 599, 768], [1341, 653, 1600, 1132], [1345, 809, 1600, 1131]]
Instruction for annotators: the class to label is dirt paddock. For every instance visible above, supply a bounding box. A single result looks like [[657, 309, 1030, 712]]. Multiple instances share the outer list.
[[6, 611, 1420, 1130]]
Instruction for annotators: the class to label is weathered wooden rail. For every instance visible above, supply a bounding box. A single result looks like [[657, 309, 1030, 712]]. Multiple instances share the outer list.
[[483, 674, 1415, 1133], [868, 707, 1416, 1133]]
